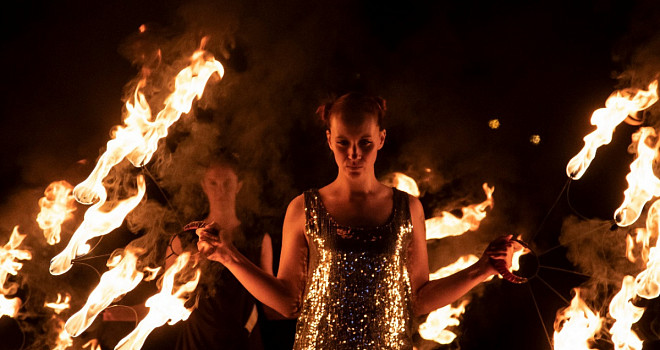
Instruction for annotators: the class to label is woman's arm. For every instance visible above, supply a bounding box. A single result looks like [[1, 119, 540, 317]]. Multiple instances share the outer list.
[[198, 195, 309, 318], [407, 195, 514, 316]]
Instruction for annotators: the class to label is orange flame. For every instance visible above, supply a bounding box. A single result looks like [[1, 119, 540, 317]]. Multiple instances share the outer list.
[[72, 49, 224, 205], [614, 127, 660, 227], [608, 276, 644, 350], [50, 175, 146, 275], [633, 198, 660, 299], [418, 299, 470, 345], [425, 183, 494, 240], [45, 293, 71, 315], [114, 252, 200, 350], [53, 318, 74, 350], [385, 172, 421, 197], [64, 248, 147, 337], [0, 226, 32, 318], [566, 81, 658, 180], [553, 288, 603, 350], [419, 255, 479, 344], [37, 180, 77, 245]]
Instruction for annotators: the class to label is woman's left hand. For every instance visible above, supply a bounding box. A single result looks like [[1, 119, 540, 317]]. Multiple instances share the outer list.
[[477, 234, 520, 277]]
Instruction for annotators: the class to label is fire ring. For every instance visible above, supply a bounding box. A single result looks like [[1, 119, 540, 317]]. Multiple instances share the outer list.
[[491, 238, 538, 284]]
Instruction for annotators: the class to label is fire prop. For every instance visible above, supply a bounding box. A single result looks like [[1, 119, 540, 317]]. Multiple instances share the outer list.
[[31, 40, 225, 349], [114, 252, 200, 350], [566, 80, 658, 180], [64, 248, 151, 337], [49, 175, 146, 276], [0, 226, 32, 318], [562, 81, 660, 349]]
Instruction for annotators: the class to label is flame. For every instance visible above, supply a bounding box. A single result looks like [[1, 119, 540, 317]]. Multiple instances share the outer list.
[[425, 183, 494, 240], [72, 49, 224, 205], [418, 299, 470, 344], [53, 318, 74, 350], [633, 198, 660, 299], [387, 172, 421, 197], [50, 175, 146, 275], [608, 276, 645, 350], [419, 255, 479, 344], [566, 81, 658, 180], [0, 226, 32, 318], [37, 180, 77, 245], [114, 252, 200, 350], [553, 288, 604, 350], [613, 127, 660, 227], [64, 248, 146, 337], [45, 293, 71, 314]]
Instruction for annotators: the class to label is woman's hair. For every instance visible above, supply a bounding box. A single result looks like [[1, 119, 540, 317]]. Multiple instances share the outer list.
[[205, 148, 243, 177], [316, 92, 387, 130]]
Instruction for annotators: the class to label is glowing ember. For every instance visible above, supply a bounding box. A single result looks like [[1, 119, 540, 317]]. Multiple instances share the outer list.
[[0, 226, 32, 318], [566, 80, 658, 180], [72, 48, 225, 205], [50, 175, 146, 275], [385, 172, 421, 197], [45, 293, 71, 314], [613, 127, 660, 227], [37, 180, 77, 245], [530, 134, 541, 145], [553, 288, 603, 350], [64, 248, 146, 337], [425, 183, 494, 240], [489, 119, 500, 129], [608, 276, 644, 350], [114, 252, 200, 350]]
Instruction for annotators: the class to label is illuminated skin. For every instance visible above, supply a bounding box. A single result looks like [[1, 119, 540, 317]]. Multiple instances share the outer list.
[[197, 111, 516, 318]]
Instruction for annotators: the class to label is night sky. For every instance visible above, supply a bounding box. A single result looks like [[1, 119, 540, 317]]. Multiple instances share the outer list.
[[2, 0, 660, 349]]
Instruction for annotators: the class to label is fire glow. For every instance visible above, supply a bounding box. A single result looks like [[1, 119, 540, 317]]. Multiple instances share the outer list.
[[49, 175, 146, 276], [0, 226, 32, 318], [553, 289, 603, 350], [115, 252, 200, 350], [425, 183, 494, 240], [36, 180, 77, 245], [566, 80, 658, 180]]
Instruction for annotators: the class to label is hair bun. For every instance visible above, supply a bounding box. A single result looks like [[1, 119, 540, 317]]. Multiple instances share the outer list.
[[316, 102, 333, 123]]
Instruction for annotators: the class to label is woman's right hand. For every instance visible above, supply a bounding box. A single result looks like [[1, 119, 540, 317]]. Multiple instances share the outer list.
[[196, 222, 237, 265]]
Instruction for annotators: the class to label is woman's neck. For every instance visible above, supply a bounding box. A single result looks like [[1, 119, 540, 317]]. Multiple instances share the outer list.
[[205, 204, 241, 237], [333, 172, 382, 196]]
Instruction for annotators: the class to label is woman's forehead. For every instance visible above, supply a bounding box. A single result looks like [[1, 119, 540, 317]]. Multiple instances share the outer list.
[[329, 116, 379, 136]]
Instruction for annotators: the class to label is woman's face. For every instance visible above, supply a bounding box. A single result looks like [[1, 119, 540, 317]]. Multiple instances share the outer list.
[[201, 164, 242, 205], [326, 114, 386, 179]]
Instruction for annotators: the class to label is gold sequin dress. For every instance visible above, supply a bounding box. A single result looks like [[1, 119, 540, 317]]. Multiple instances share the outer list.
[[294, 188, 414, 350]]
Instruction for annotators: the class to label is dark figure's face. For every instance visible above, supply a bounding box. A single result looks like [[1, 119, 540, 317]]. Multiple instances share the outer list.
[[201, 164, 241, 207]]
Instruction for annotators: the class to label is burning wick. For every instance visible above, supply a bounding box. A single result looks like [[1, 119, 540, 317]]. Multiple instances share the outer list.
[[489, 119, 500, 129]]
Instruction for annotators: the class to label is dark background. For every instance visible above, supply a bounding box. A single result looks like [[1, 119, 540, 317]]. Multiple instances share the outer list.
[[2, 0, 660, 349]]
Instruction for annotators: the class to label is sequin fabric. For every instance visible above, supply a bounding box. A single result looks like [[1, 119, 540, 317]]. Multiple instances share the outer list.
[[293, 188, 414, 350]]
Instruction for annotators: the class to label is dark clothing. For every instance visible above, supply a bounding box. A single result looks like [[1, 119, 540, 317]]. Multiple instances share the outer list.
[[176, 223, 264, 350]]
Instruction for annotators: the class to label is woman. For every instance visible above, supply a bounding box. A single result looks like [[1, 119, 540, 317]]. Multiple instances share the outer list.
[[168, 153, 274, 350], [197, 93, 516, 349]]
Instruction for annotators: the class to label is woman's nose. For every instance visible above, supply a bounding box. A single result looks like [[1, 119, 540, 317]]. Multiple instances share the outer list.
[[348, 145, 361, 159]]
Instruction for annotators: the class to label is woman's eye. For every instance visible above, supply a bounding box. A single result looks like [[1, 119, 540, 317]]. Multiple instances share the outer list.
[[337, 140, 349, 146], [359, 140, 373, 146]]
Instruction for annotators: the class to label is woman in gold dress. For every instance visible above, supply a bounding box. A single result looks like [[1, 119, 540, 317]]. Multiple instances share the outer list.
[[196, 93, 516, 349]]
